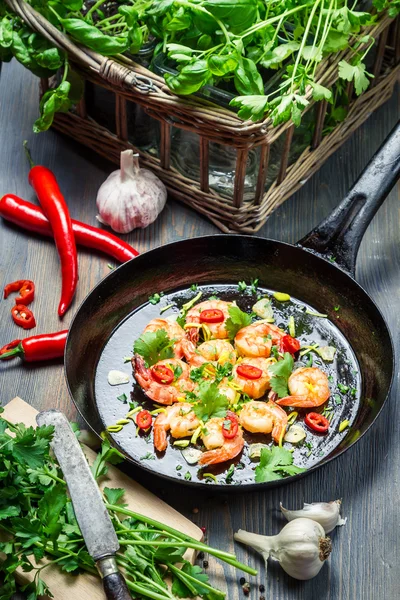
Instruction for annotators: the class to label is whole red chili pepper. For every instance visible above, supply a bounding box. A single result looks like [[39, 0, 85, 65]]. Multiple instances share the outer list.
[[24, 142, 78, 317], [0, 194, 138, 263], [0, 330, 68, 361], [4, 279, 35, 305], [11, 304, 36, 330]]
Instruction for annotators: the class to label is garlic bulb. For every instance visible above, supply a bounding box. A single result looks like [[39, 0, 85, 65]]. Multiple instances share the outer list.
[[235, 518, 332, 580], [96, 150, 167, 233], [280, 500, 346, 533]]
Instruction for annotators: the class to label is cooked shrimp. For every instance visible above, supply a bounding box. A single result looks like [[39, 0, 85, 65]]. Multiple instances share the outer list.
[[133, 356, 194, 405], [218, 380, 238, 405], [235, 321, 285, 358], [231, 357, 273, 399], [153, 403, 200, 451], [239, 400, 288, 444], [185, 300, 233, 342], [183, 339, 236, 367], [199, 418, 244, 465], [275, 367, 330, 408], [143, 318, 186, 359]]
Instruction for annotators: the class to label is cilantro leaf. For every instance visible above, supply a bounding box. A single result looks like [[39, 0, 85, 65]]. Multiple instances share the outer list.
[[255, 446, 306, 482], [193, 382, 229, 422], [268, 352, 294, 398], [225, 305, 252, 339], [134, 329, 175, 366]]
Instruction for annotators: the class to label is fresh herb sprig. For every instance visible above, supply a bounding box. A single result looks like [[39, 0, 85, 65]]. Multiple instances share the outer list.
[[0, 409, 256, 600]]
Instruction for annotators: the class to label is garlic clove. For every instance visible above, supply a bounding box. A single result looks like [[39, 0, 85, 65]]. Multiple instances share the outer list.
[[108, 370, 130, 385], [280, 499, 346, 533], [283, 423, 306, 444]]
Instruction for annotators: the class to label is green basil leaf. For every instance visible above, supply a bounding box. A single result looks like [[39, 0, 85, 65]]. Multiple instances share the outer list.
[[11, 30, 53, 78], [61, 19, 129, 56], [234, 57, 263, 95], [208, 54, 238, 76], [203, 0, 258, 34], [147, 0, 175, 17], [197, 34, 213, 50], [192, 11, 218, 35], [33, 81, 72, 133], [165, 59, 211, 95], [60, 0, 83, 10], [0, 16, 13, 48], [118, 6, 139, 27], [166, 7, 191, 31], [66, 68, 84, 104], [128, 27, 143, 54]]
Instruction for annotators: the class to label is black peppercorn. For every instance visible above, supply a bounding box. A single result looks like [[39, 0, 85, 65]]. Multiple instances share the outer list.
[[259, 584, 265, 592], [198, 552, 204, 560], [203, 560, 209, 568], [239, 577, 246, 586]]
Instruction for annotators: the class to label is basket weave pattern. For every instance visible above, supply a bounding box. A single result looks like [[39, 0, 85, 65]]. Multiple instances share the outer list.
[[6, 0, 400, 232]]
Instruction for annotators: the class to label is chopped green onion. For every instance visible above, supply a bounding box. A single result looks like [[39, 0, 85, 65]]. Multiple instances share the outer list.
[[299, 343, 319, 357], [149, 292, 163, 305], [140, 452, 155, 460], [307, 354, 313, 367], [176, 465, 182, 471], [173, 440, 190, 448], [184, 471, 192, 481], [305, 308, 328, 318], [339, 420, 350, 432], [288, 316, 296, 337], [106, 424, 123, 433], [107, 264, 114, 270], [123, 356, 131, 363], [203, 472, 218, 483], [190, 284, 198, 291], [273, 292, 291, 302], [150, 408, 166, 416], [337, 383, 349, 393], [126, 406, 142, 418], [116, 419, 130, 425], [334, 394, 342, 405], [334, 305, 340, 311], [190, 425, 202, 445], [160, 303, 174, 314], [182, 291, 202, 312], [350, 387, 357, 397], [238, 281, 247, 292], [287, 411, 298, 425]]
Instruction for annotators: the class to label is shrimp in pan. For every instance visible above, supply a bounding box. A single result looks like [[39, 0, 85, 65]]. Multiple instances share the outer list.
[[235, 321, 285, 358], [153, 403, 200, 452], [185, 300, 233, 343], [231, 357, 272, 399], [143, 318, 186, 359], [276, 367, 330, 408], [199, 418, 244, 466], [239, 400, 288, 444], [183, 339, 237, 367], [133, 356, 194, 405]]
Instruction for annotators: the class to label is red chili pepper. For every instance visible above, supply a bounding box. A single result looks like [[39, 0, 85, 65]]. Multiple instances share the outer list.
[[151, 364, 174, 385], [236, 364, 263, 380], [222, 412, 239, 439], [280, 334, 301, 355], [0, 194, 138, 263], [0, 330, 68, 361], [136, 410, 152, 430], [24, 143, 78, 317], [304, 412, 330, 433], [200, 309, 225, 323], [11, 304, 36, 330], [4, 279, 35, 305]]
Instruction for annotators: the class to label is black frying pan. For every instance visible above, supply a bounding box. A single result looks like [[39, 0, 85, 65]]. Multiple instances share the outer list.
[[66, 122, 400, 490]]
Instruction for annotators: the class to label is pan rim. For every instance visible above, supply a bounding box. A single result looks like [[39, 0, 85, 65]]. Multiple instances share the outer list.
[[64, 234, 395, 490]]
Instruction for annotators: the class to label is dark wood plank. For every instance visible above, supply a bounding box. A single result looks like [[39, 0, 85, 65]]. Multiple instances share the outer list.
[[1, 61, 399, 600]]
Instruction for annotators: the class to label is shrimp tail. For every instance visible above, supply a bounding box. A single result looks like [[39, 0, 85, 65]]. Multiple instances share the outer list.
[[154, 420, 168, 452], [198, 434, 244, 466], [133, 354, 151, 383], [181, 339, 197, 362], [187, 327, 199, 344], [275, 395, 326, 408]]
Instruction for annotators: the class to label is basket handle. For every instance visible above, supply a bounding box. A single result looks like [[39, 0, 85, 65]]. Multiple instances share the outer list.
[[298, 121, 400, 276]]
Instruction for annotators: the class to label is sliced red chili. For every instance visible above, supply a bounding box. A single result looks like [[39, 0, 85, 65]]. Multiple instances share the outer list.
[[4, 280, 35, 305], [136, 410, 152, 430], [199, 309, 224, 323], [222, 412, 239, 439], [280, 334, 301, 355], [11, 304, 36, 330], [236, 364, 263, 380], [304, 412, 330, 434], [151, 364, 174, 385]]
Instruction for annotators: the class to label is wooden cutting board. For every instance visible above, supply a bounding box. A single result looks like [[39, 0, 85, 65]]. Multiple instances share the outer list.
[[1, 398, 203, 599]]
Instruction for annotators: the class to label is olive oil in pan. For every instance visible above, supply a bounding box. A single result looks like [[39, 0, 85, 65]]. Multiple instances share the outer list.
[[95, 284, 361, 486]]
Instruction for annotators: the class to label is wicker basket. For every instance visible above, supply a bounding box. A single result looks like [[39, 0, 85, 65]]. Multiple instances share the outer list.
[[6, 0, 400, 232]]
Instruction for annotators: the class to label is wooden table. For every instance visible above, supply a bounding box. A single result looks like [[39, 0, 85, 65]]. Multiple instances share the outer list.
[[1, 62, 399, 600]]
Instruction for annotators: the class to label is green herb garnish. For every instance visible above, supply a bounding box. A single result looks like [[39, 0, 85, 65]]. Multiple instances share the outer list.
[[268, 352, 294, 398], [226, 305, 252, 339], [255, 447, 306, 483], [337, 383, 349, 393], [238, 281, 247, 292], [134, 329, 175, 367], [190, 284, 198, 291], [193, 382, 229, 422], [117, 393, 127, 403], [140, 452, 156, 460], [149, 292, 163, 305]]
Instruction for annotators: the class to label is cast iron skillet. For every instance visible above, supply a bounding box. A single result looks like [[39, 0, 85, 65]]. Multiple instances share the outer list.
[[66, 122, 400, 489]]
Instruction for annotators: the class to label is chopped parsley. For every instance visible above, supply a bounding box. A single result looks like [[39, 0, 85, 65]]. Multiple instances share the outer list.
[[270, 345, 280, 360], [176, 465, 182, 471], [225, 305, 252, 339], [337, 383, 349, 393], [116, 393, 127, 403], [238, 281, 247, 292], [140, 452, 155, 460], [171, 364, 183, 381], [207, 295, 219, 301], [250, 278, 259, 293], [334, 305, 341, 312], [149, 292, 164, 305], [334, 394, 342, 405], [184, 471, 192, 481], [190, 284, 198, 291], [268, 352, 294, 398], [350, 387, 357, 397], [255, 447, 306, 482], [192, 382, 229, 422], [134, 329, 175, 366]]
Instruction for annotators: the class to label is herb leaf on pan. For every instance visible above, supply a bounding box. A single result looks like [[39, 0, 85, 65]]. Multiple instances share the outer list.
[[255, 446, 306, 482], [193, 381, 229, 422], [226, 305, 252, 339], [268, 352, 294, 398], [133, 329, 175, 366]]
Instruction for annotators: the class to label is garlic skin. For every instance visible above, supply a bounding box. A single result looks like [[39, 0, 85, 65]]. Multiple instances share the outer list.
[[235, 518, 332, 581], [96, 150, 167, 233], [280, 500, 346, 533]]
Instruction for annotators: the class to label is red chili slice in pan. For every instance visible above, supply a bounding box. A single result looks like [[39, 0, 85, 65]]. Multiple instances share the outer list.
[[236, 364, 263, 380], [199, 309, 224, 323]]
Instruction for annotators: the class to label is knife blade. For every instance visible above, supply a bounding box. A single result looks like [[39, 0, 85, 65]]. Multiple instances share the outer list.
[[36, 409, 131, 600]]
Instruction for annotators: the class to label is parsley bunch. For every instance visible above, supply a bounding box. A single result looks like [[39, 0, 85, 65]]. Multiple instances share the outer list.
[[0, 408, 256, 600]]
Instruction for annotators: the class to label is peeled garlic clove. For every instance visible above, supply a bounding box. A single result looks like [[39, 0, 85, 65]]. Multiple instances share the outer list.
[[280, 499, 346, 533], [283, 424, 306, 444], [108, 370, 130, 385], [252, 298, 274, 320], [96, 150, 167, 233]]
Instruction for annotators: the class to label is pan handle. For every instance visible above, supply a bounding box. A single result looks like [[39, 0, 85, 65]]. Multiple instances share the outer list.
[[298, 121, 400, 275]]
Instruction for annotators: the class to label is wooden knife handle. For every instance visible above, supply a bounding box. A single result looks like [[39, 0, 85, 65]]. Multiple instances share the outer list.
[[97, 556, 131, 600], [102, 571, 132, 600]]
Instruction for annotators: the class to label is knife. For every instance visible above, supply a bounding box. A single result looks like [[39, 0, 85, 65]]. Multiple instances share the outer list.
[[36, 409, 131, 600]]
